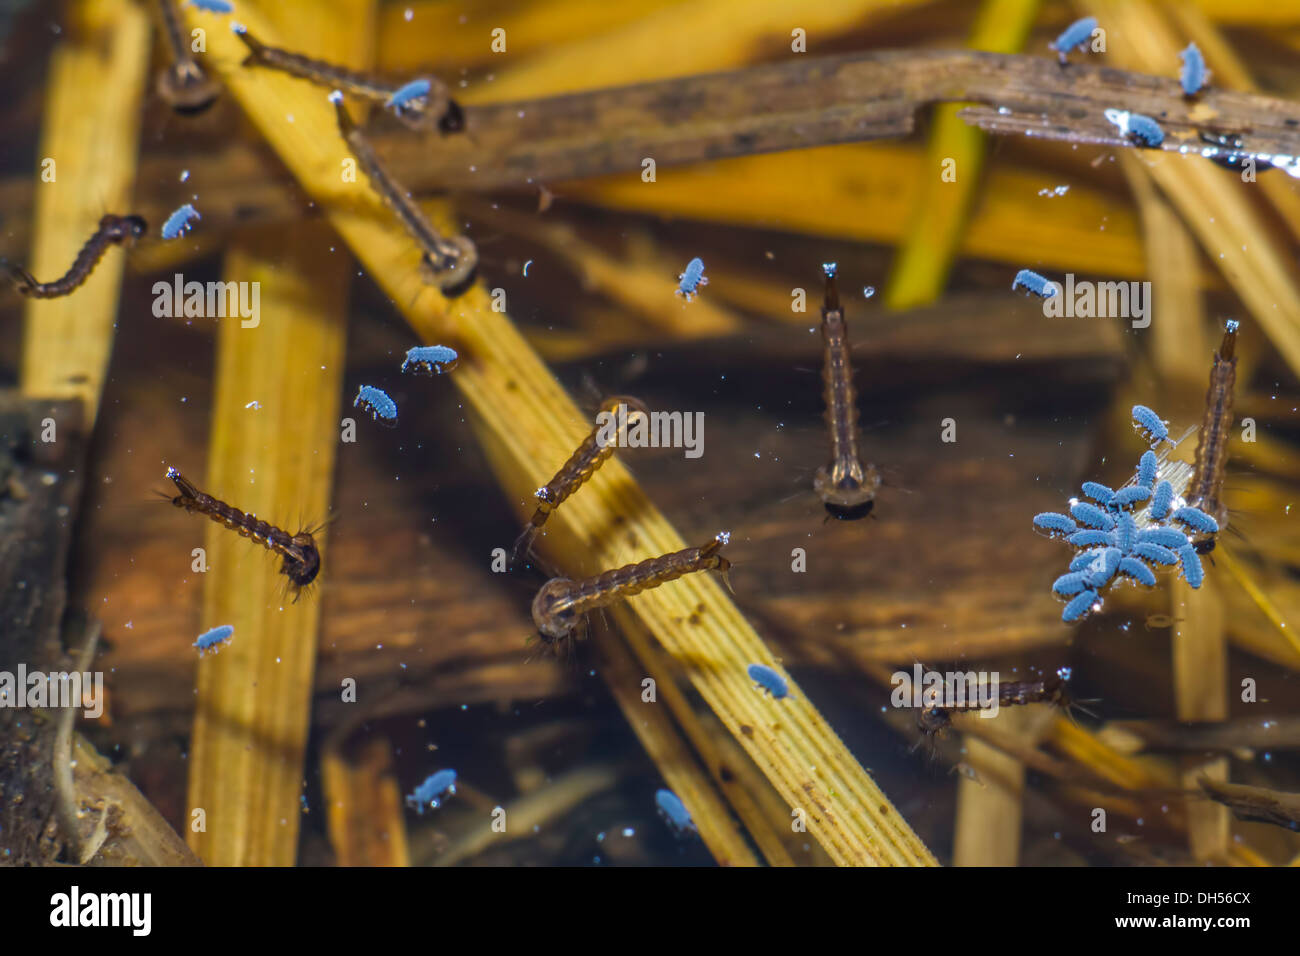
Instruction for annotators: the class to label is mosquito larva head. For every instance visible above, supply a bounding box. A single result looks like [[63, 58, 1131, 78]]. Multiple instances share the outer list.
[[108, 214, 148, 245], [814, 460, 880, 519], [418, 235, 478, 298], [157, 61, 220, 115], [532, 577, 578, 642], [285, 534, 322, 588]]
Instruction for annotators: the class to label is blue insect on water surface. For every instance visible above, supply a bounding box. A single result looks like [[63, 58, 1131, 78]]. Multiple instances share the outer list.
[[675, 257, 708, 301], [1035, 405, 1219, 622], [386, 77, 431, 110], [1180, 42, 1207, 96], [747, 663, 789, 699], [186, 0, 235, 13], [1105, 110, 1165, 148], [654, 789, 698, 837], [401, 345, 459, 375], [1012, 269, 1057, 298], [194, 624, 234, 657], [161, 203, 201, 240], [1050, 16, 1098, 64], [354, 384, 398, 427], [406, 769, 457, 814]]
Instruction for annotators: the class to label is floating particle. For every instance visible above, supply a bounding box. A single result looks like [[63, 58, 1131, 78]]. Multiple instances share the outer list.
[[1081, 482, 1114, 506], [405, 769, 457, 813], [386, 77, 431, 111], [194, 624, 234, 656], [1012, 268, 1057, 298], [186, 0, 234, 11], [675, 256, 708, 301], [1053, 572, 1089, 596], [1137, 526, 1190, 550], [1132, 542, 1178, 566], [161, 203, 200, 240], [1178, 545, 1205, 588], [1050, 16, 1098, 64], [522, 259, 532, 276], [401, 345, 459, 375], [654, 789, 697, 836], [1111, 485, 1152, 509], [1131, 404, 1169, 444], [747, 663, 788, 699], [1034, 512, 1077, 536], [354, 385, 397, 426], [1083, 547, 1122, 588], [1149, 480, 1175, 520], [1070, 501, 1115, 531], [1118, 556, 1157, 587], [1180, 43, 1207, 96], [1067, 529, 1116, 548], [1137, 450, 1158, 489], [1062, 589, 1099, 623], [1171, 506, 1219, 534]]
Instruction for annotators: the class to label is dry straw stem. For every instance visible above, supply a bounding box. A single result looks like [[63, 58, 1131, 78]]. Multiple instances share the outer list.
[[952, 708, 1044, 867], [1083, 0, 1300, 381], [1171, 579, 1231, 860], [190, 1, 934, 867], [19, 0, 149, 423], [885, 0, 1041, 311], [577, 145, 1146, 279], [321, 736, 410, 867], [185, 229, 348, 865], [590, 620, 760, 866], [184, 1, 366, 866]]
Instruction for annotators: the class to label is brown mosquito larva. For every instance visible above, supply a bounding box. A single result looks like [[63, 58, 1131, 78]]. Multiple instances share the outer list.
[[814, 263, 880, 519], [155, 0, 221, 114], [916, 668, 1079, 741], [232, 23, 460, 133], [330, 92, 478, 295], [165, 467, 321, 596], [1185, 319, 1239, 551], [6, 214, 147, 299], [510, 396, 650, 568], [530, 533, 733, 652]]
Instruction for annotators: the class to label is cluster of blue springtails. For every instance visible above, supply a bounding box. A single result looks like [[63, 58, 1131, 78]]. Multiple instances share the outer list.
[[1033, 405, 1219, 622]]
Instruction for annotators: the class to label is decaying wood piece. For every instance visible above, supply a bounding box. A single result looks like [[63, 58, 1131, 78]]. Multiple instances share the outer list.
[[1199, 777, 1300, 833]]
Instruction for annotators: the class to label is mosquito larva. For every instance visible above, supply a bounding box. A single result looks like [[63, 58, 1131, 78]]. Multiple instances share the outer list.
[[330, 91, 478, 296], [5, 214, 146, 299], [917, 668, 1078, 739], [511, 396, 649, 567], [1184, 320, 1238, 548], [155, 0, 221, 114], [530, 532, 733, 651], [234, 23, 461, 133], [165, 466, 321, 595], [814, 263, 880, 519]]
